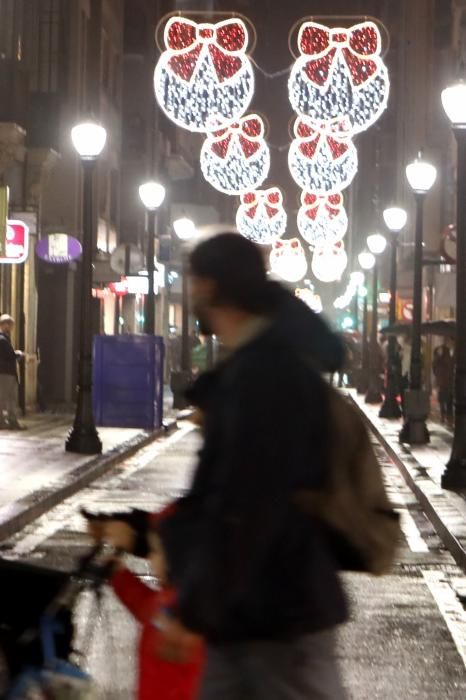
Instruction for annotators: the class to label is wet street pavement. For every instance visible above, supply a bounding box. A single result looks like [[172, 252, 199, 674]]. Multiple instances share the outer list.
[[2, 423, 466, 698]]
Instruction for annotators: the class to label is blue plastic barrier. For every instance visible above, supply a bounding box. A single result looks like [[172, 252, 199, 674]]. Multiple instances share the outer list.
[[93, 335, 165, 429]]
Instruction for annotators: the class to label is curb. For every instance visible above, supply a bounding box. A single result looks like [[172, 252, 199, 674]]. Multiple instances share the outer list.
[[0, 420, 178, 543], [348, 395, 466, 572]]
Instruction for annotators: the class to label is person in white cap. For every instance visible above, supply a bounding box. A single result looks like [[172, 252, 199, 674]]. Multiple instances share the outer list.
[[0, 315, 24, 430]]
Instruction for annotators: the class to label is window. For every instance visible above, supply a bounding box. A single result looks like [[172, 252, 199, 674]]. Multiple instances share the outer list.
[[29, 0, 62, 93]]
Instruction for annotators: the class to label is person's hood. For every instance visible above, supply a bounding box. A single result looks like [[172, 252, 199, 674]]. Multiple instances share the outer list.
[[267, 282, 345, 373]]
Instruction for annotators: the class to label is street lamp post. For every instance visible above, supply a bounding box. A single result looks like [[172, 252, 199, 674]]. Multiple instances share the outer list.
[[66, 120, 107, 455], [441, 79, 466, 487], [172, 217, 196, 408], [139, 181, 166, 335], [357, 251, 376, 395], [379, 207, 408, 418], [365, 234, 387, 404], [400, 152, 437, 445], [350, 271, 364, 333]]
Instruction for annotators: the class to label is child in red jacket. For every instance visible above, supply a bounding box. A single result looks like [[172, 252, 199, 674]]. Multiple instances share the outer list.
[[110, 532, 204, 700]]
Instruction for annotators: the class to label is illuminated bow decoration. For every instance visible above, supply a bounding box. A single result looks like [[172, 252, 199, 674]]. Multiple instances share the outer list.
[[241, 188, 283, 219], [271, 238, 302, 254], [301, 192, 344, 221], [164, 17, 248, 82], [209, 115, 265, 159], [293, 117, 352, 160], [298, 21, 382, 87]]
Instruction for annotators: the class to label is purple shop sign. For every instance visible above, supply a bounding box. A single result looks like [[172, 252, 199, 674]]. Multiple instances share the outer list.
[[36, 234, 82, 264]]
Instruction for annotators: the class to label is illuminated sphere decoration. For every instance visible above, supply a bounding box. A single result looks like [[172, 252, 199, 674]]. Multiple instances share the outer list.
[[270, 238, 308, 282], [154, 17, 254, 133], [297, 191, 348, 248], [311, 241, 348, 283], [288, 21, 390, 135], [295, 287, 323, 314], [288, 116, 358, 194], [200, 114, 270, 195], [236, 187, 287, 245]]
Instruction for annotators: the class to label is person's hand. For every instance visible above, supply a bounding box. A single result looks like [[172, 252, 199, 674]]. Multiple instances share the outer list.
[[155, 615, 203, 663], [104, 520, 136, 552], [86, 519, 106, 544]]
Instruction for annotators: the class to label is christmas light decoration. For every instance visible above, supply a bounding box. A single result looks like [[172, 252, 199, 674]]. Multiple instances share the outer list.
[[297, 191, 348, 248], [295, 286, 323, 313], [270, 238, 308, 282], [154, 17, 254, 133], [288, 117, 358, 193], [200, 114, 270, 194], [236, 187, 287, 244], [311, 241, 348, 283], [334, 271, 364, 309], [288, 21, 389, 135]]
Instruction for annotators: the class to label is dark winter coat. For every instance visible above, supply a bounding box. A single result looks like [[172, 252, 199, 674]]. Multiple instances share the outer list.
[[158, 292, 348, 644], [0, 332, 17, 377]]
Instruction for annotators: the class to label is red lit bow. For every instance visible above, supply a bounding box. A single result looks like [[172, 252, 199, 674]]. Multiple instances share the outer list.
[[294, 118, 352, 160], [302, 192, 343, 221], [165, 18, 247, 82], [271, 238, 302, 255], [241, 188, 283, 219], [209, 115, 265, 159], [298, 21, 381, 87]]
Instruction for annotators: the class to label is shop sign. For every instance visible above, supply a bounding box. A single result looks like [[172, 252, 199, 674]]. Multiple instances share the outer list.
[[400, 301, 413, 322], [109, 280, 129, 297], [36, 233, 82, 264], [0, 220, 29, 264]]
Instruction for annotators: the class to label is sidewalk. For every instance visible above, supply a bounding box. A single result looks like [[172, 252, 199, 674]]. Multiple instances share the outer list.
[[0, 405, 177, 542], [349, 389, 466, 570]]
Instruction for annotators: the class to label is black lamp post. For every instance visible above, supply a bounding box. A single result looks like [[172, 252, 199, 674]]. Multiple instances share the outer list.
[[379, 207, 407, 418], [171, 217, 196, 408], [357, 251, 375, 395], [399, 152, 437, 445], [139, 181, 166, 335], [365, 234, 387, 404], [441, 79, 466, 488], [66, 120, 107, 455]]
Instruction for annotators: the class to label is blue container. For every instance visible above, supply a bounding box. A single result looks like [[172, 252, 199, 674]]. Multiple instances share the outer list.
[[93, 334, 165, 429]]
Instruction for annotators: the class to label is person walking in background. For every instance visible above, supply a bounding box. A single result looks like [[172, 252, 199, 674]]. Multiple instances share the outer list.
[[433, 342, 454, 426], [157, 233, 348, 700], [0, 314, 24, 430], [398, 334, 411, 417]]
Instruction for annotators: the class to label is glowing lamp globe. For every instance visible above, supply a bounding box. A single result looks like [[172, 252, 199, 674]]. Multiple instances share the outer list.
[[139, 182, 166, 210], [174, 217, 196, 241], [442, 80, 466, 127], [406, 154, 437, 194], [383, 207, 407, 233], [358, 251, 375, 270], [367, 233, 387, 255], [71, 121, 107, 159], [350, 271, 365, 288]]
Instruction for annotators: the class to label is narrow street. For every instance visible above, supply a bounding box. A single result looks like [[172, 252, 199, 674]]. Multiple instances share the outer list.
[[2, 423, 466, 699]]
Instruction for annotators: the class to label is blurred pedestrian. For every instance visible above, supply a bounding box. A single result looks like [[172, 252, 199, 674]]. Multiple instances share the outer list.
[[157, 233, 348, 700], [433, 343, 454, 425], [0, 314, 24, 430], [398, 334, 411, 417]]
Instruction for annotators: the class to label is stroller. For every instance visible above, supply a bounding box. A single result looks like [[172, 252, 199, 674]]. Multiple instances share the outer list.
[[0, 546, 114, 699]]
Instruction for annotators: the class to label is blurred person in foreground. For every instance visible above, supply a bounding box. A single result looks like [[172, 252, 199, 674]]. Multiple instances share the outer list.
[[156, 233, 348, 699]]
